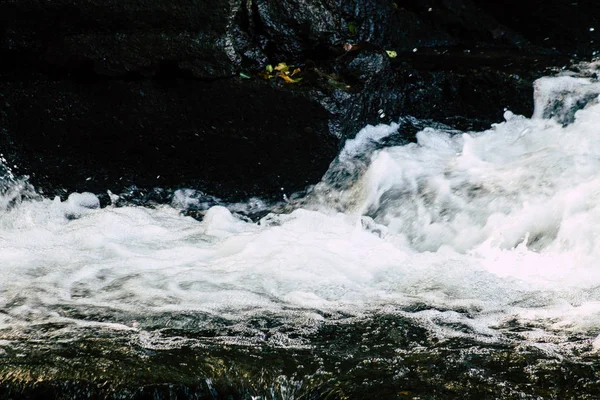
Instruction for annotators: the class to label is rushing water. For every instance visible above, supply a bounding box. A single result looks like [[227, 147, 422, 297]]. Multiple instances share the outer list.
[[2, 66, 600, 399]]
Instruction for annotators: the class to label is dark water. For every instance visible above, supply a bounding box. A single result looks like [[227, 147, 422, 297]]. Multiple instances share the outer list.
[[2, 312, 599, 399]]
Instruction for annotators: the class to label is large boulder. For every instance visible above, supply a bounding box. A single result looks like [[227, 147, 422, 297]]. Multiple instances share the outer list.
[[0, 0, 598, 202]]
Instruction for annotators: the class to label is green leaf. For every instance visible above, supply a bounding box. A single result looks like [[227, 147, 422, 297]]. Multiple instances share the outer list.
[[385, 50, 397, 58], [239, 72, 251, 79]]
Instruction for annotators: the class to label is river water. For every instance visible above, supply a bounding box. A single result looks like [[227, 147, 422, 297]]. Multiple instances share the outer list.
[[2, 65, 600, 399]]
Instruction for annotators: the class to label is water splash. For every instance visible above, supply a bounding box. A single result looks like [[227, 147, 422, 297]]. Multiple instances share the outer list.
[[1, 65, 600, 356]]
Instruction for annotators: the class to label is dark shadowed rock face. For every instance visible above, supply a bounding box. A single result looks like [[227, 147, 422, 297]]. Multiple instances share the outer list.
[[0, 0, 598, 201], [0, 78, 336, 201], [0, 0, 246, 78], [474, 0, 599, 58]]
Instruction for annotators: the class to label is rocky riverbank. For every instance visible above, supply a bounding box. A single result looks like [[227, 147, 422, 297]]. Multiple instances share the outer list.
[[1, 0, 597, 202]]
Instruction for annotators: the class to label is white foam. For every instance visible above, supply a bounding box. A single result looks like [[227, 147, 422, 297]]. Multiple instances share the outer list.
[[338, 122, 399, 161], [533, 75, 600, 122]]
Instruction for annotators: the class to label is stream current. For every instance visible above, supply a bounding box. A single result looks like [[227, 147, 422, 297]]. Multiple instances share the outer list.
[[2, 65, 600, 399]]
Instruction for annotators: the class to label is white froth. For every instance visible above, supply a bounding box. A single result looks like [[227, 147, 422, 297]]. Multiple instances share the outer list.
[[533, 75, 600, 122], [2, 71, 600, 346], [338, 122, 400, 161]]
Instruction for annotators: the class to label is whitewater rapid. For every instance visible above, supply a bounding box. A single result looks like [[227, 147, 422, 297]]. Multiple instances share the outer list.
[[2, 66, 600, 350]]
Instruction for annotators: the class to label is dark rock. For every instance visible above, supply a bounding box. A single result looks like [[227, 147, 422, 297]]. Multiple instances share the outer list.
[[475, 0, 600, 58], [0, 78, 337, 201], [0, 0, 598, 202], [0, 0, 249, 79], [322, 48, 555, 135]]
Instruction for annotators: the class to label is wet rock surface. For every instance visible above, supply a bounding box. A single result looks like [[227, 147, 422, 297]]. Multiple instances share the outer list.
[[1, 0, 598, 201]]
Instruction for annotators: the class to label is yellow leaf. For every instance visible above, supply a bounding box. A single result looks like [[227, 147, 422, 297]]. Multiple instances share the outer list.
[[386, 50, 397, 58], [274, 62, 289, 73], [290, 68, 301, 77], [280, 73, 301, 83]]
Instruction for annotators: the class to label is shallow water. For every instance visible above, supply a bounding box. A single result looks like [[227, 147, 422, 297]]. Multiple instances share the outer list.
[[2, 64, 600, 399]]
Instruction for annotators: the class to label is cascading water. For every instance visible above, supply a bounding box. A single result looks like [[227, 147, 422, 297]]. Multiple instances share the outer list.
[[2, 66, 600, 399]]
